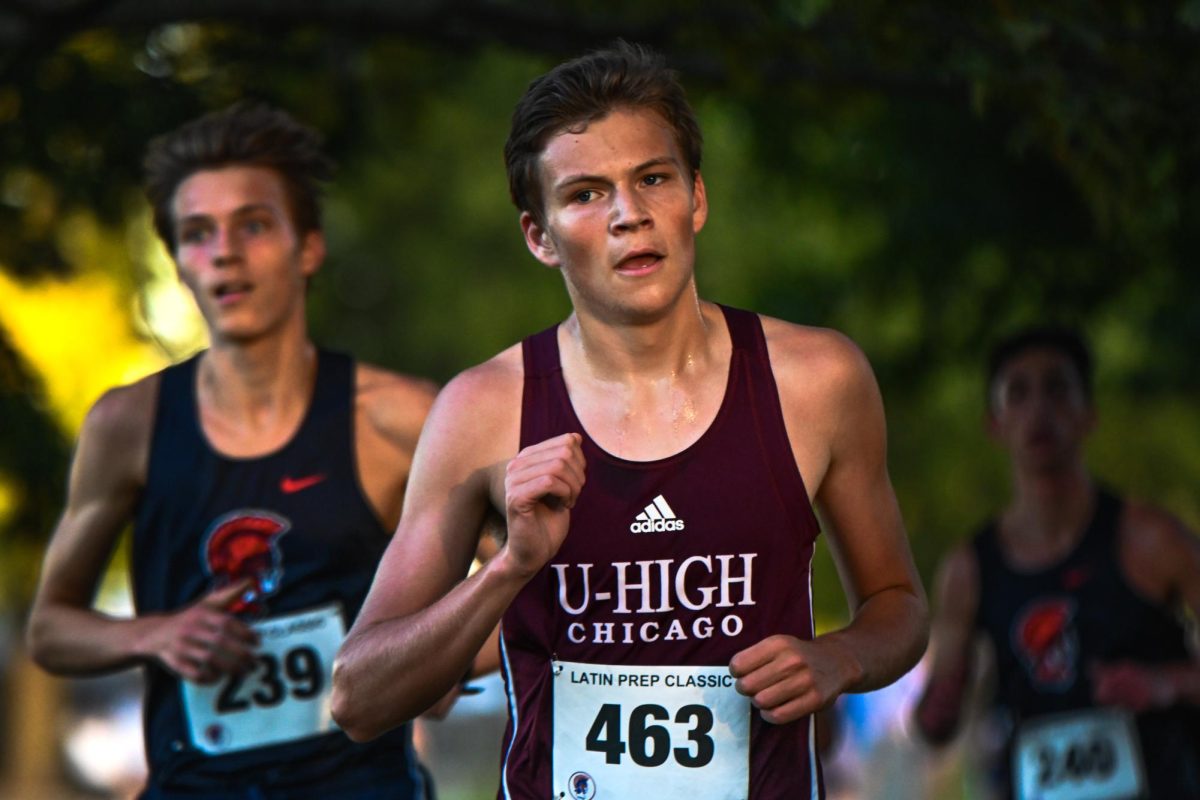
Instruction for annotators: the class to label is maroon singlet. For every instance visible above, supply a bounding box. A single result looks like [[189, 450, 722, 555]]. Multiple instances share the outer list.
[[499, 305, 824, 800]]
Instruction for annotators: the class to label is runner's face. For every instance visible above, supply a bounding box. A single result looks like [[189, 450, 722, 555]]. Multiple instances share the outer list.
[[521, 107, 708, 324], [171, 165, 323, 344], [988, 347, 1094, 471]]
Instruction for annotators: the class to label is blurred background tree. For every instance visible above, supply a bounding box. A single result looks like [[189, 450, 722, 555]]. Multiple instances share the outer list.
[[2, 0, 1198, 625]]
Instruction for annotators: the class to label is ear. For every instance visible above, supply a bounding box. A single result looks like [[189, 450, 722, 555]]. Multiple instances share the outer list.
[[520, 211, 560, 268], [299, 230, 326, 277], [691, 171, 709, 234]]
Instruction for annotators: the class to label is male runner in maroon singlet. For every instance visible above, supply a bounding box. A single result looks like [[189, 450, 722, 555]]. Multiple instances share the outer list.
[[26, 103, 439, 799], [914, 327, 1200, 799], [332, 42, 928, 799]]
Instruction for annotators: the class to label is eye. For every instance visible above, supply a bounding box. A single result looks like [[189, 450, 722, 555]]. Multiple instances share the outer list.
[[1003, 378, 1029, 407], [642, 174, 666, 186], [243, 217, 270, 235], [573, 189, 596, 204], [178, 226, 209, 245]]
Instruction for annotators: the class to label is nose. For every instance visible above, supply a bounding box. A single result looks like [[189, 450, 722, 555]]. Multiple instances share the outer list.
[[609, 186, 651, 234], [211, 224, 241, 265]]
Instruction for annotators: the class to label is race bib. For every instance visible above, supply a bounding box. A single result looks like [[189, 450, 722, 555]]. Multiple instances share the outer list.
[[1013, 708, 1146, 800], [552, 661, 749, 800], [181, 603, 345, 755]]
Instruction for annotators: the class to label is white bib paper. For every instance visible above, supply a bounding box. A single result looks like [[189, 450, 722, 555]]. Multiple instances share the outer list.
[[1013, 708, 1146, 800], [552, 661, 749, 800], [181, 603, 345, 755]]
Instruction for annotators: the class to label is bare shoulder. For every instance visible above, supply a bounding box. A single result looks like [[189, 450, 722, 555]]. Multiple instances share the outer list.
[[1118, 496, 1200, 599], [758, 315, 875, 399], [428, 343, 524, 434], [354, 361, 439, 448], [404, 343, 525, 508], [83, 373, 159, 452], [74, 371, 162, 492]]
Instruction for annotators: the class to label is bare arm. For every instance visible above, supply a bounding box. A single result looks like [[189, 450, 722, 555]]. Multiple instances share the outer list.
[[730, 324, 929, 723], [353, 363, 438, 531], [25, 379, 257, 680], [913, 545, 979, 744], [331, 355, 586, 740], [1092, 504, 1200, 711]]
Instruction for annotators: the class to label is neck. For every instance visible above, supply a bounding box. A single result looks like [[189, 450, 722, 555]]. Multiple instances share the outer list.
[[1007, 461, 1094, 541], [199, 330, 317, 420], [565, 291, 718, 382]]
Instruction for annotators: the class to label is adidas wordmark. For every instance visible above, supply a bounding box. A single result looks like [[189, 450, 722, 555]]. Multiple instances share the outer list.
[[630, 494, 686, 533]]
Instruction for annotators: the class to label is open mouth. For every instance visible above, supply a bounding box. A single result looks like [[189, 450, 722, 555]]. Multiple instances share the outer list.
[[616, 250, 664, 274], [212, 281, 253, 303]]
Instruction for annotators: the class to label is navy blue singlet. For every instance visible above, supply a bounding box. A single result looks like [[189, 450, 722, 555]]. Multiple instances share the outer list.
[[132, 350, 428, 799], [973, 487, 1200, 798], [500, 305, 825, 800]]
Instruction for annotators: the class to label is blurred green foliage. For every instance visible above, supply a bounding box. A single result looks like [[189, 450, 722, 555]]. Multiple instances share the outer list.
[[1, 2, 1198, 618]]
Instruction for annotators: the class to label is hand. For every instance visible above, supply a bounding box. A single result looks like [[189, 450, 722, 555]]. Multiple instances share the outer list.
[[144, 580, 260, 684], [1091, 661, 1174, 712], [502, 433, 586, 579], [729, 635, 860, 724], [421, 680, 482, 721]]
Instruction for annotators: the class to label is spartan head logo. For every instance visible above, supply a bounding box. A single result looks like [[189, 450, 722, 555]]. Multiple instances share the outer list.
[[1012, 597, 1078, 691], [201, 510, 290, 615], [568, 772, 596, 800]]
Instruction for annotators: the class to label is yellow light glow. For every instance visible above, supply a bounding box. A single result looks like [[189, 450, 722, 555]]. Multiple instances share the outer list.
[[0, 270, 168, 435]]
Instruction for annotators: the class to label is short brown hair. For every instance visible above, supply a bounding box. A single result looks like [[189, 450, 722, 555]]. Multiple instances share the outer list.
[[143, 101, 335, 252], [986, 325, 1094, 409], [504, 41, 703, 226]]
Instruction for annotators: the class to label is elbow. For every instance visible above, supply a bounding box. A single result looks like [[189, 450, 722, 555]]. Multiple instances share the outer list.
[[908, 588, 932, 669], [331, 694, 375, 743], [330, 661, 377, 743], [913, 698, 960, 747], [24, 610, 55, 673]]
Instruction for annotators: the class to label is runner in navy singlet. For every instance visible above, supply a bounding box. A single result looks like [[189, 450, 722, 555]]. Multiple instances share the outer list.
[[26, 103, 439, 799], [333, 43, 929, 800], [914, 327, 1200, 799]]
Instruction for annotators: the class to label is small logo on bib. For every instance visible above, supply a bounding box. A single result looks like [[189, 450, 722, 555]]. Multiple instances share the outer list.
[[567, 771, 596, 800], [630, 494, 685, 533], [204, 723, 229, 747]]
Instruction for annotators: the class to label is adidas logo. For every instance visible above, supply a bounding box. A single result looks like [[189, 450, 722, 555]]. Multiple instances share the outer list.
[[629, 494, 686, 533]]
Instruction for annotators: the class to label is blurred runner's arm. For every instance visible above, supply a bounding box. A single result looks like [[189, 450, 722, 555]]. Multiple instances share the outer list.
[[26, 378, 257, 682], [913, 545, 979, 745], [1092, 506, 1200, 711]]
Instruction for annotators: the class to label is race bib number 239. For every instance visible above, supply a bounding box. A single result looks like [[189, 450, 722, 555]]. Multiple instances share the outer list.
[[181, 604, 345, 755]]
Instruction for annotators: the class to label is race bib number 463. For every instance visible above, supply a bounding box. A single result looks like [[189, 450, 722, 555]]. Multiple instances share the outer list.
[[552, 661, 749, 800], [181, 604, 345, 755]]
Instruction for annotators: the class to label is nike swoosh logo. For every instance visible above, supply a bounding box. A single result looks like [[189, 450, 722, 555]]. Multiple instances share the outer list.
[[280, 474, 327, 494]]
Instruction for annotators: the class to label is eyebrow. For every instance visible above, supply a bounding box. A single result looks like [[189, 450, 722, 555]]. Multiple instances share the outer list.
[[176, 202, 276, 227], [553, 156, 681, 192]]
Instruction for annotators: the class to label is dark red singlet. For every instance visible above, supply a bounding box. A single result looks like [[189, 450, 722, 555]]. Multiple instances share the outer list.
[[499, 305, 824, 800]]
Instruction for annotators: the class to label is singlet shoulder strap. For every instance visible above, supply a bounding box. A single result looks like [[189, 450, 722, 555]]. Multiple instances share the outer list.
[[156, 352, 201, 422], [520, 324, 572, 449], [307, 349, 353, 416], [141, 352, 204, 498], [718, 304, 765, 356], [521, 323, 562, 380], [1077, 485, 1123, 558]]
